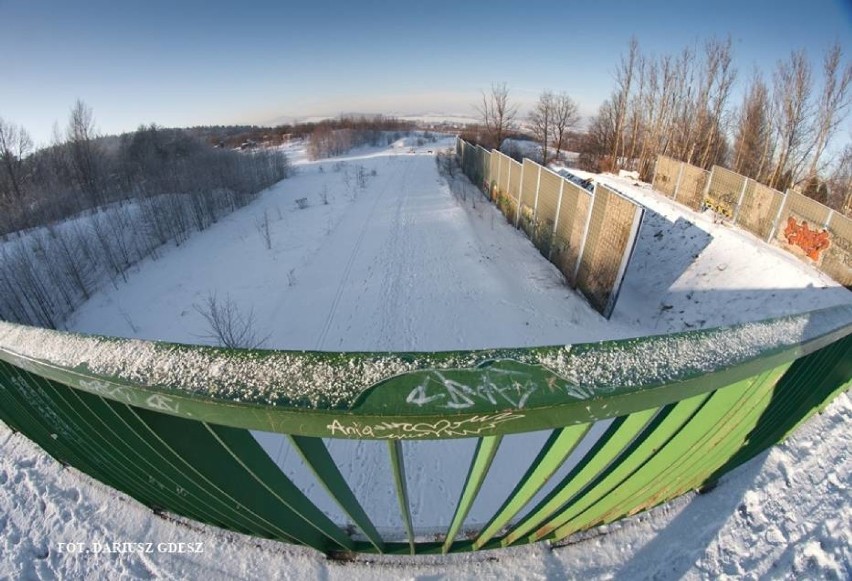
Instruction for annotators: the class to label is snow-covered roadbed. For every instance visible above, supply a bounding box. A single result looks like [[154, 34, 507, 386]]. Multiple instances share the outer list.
[[67, 140, 630, 351]]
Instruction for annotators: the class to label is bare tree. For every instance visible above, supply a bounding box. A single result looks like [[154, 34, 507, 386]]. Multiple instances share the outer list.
[[769, 51, 813, 190], [477, 82, 518, 150], [194, 292, 268, 349], [695, 37, 737, 169], [827, 142, 852, 214], [732, 71, 775, 181], [552, 93, 580, 162], [806, 42, 852, 179], [0, 118, 32, 203], [610, 37, 640, 169], [66, 99, 103, 205], [578, 99, 617, 171], [530, 91, 555, 164]]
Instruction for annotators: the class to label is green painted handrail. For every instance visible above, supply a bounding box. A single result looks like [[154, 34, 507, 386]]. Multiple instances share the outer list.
[[0, 305, 849, 440], [0, 304, 850, 555]]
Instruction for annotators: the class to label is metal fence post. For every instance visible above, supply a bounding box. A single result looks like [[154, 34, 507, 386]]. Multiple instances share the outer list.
[[532, 164, 542, 223], [767, 190, 790, 243], [604, 205, 645, 319], [672, 161, 685, 201], [572, 183, 597, 286], [495, 150, 502, 194], [731, 177, 750, 225], [548, 178, 566, 261], [515, 161, 526, 228]]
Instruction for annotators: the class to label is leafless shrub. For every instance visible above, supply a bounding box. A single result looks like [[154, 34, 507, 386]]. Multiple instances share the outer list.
[[255, 209, 272, 249], [356, 165, 367, 189], [193, 292, 268, 349], [118, 306, 139, 333]]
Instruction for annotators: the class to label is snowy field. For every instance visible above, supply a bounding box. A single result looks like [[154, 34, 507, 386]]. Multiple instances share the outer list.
[[1, 135, 850, 578]]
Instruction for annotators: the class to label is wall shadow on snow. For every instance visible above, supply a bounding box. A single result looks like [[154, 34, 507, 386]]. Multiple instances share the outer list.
[[616, 209, 714, 309], [635, 286, 852, 335]]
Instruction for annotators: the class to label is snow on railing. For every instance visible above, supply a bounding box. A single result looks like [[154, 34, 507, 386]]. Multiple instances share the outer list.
[[0, 305, 850, 555]]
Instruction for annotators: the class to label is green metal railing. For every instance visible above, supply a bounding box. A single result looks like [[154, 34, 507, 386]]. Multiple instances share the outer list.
[[0, 304, 850, 556]]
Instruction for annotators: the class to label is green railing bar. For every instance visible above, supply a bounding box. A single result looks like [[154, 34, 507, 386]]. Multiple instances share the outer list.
[[499, 409, 656, 546], [709, 337, 851, 483], [29, 364, 287, 540], [116, 404, 290, 539], [556, 370, 779, 538], [442, 435, 502, 554], [0, 366, 109, 485], [585, 340, 850, 537], [41, 374, 232, 530], [529, 394, 711, 543], [6, 368, 178, 518], [473, 423, 592, 550], [0, 305, 849, 441], [388, 440, 415, 555], [205, 425, 355, 551], [289, 435, 385, 553], [101, 397, 267, 533], [26, 368, 286, 539], [135, 410, 330, 550], [599, 367, 785, 526]]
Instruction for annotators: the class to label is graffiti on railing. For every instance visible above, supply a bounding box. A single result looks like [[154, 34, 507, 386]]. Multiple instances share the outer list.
[[78, 378, 183, 415], [326, 411, 523, 439], [405, 368, 538, 410], [80, 378, 134, 403], [404, 365, 593, 411], [784, 217, 831, 261]]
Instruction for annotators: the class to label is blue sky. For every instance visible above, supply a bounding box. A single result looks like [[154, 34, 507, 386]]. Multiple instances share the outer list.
[[1, 0, 850, 145]]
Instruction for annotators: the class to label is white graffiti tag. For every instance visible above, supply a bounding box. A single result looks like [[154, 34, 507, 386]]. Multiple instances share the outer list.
[[326, 411, 523, 439], [78, 379, 134, 403], [145, 394, 180, 414], [406, 368, 540, 410]]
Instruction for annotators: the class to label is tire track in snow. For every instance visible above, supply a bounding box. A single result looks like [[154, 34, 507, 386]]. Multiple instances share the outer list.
[[314, 159, 412, 350], [376, 160, 416, 349]]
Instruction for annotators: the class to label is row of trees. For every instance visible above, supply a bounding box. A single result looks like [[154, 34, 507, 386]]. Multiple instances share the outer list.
[[472, 82, 581, 165], [579, 38, 851, 208], [0, 101, 291, 327], [474, 39, 851, 212], [306, 116, 416, 160]]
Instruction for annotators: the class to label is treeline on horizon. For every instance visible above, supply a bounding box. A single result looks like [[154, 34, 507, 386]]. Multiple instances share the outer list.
[[470, 38, 852, 213], [0, 101, 290, 235], [0, 100, 291, 328]]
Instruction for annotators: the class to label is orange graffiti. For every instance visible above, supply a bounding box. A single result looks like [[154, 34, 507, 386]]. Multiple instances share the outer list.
[[784, 217, 831, 261]]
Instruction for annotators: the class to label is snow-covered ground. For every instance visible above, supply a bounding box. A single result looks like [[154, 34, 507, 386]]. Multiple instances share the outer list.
[[2, 136, 850, 578]]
